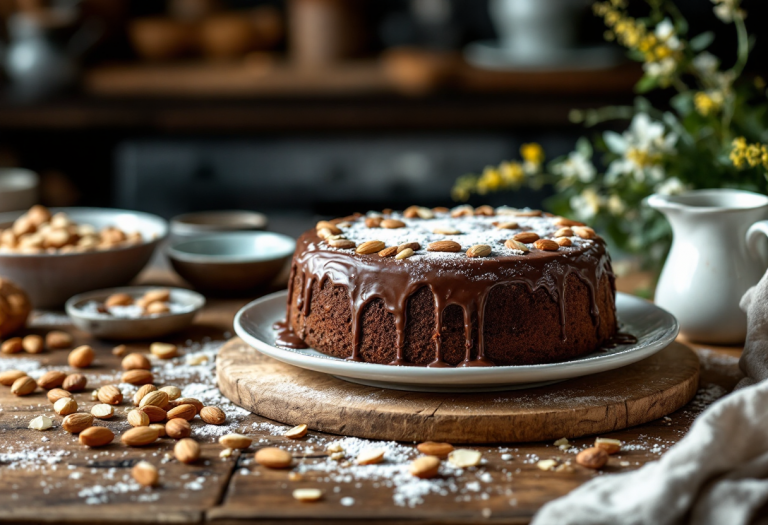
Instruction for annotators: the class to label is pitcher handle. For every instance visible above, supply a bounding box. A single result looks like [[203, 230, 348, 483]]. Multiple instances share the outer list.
[[747, 220, 768, 266]]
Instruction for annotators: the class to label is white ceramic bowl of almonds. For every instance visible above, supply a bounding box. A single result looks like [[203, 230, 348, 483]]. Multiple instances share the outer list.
[[0, 207, 168, 308], [65, 286, 205, 340]]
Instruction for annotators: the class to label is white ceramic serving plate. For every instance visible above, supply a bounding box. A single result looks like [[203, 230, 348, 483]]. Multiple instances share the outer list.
[[0, 207, 168, 308], [66, 286, 205, 340], [234, 291, 679, 392]]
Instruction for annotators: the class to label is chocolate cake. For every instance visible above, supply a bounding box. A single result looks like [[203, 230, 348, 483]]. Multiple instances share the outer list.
[[274, 205, 618, 367]]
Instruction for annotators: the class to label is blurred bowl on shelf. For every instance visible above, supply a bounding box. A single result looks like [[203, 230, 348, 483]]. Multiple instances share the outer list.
[[199, 13, 257, 60], [0, 168, 38, 213], [129, 17, 196, 61], [66, 286, 204, 340], [170, 210, 268, 240], [167, 231, 295, 294], [0, 208, 168, 308]]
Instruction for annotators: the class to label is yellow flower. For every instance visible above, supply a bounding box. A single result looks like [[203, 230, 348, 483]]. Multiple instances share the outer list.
[[499, 161, 525, 185], [730, 137, 768, 170], [477, 166, 504, 194], [694, 91, 724, 116], [520, 143, 545, 166], [746, 145, 762, 167]]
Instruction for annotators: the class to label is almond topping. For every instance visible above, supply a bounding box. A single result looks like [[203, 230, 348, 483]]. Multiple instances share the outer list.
[[134, 384, 157, 406], [150, 342, 177, 359], [167, 404, 196, 421], [315, 221, 341, 235], [328, 238, 355, 249], [355, 240, 386, 255], [122, 369, 154, 386], [62, 373, 87, 392], [364, 216, 382, 228], [573, 226, 596, 239], [505, 239, 530, 253], [432, 227, 461, 235], [576, 447, 608, 469], [427, 240, 461, 252], [122, 352, 151, 371], [410, 456, 441, 479], [554, 217, 584, 227], [0, 369, 26, 386], [255, 447, 293, 469], [22, 334, 44, 354], [395, 248, 414, 260], [450, 205, 473, 217], [397, 242, 421, 253], [534, 239, 560, 251], [496, 221, 519, 230], [284, 424, 308, 439], [159, 385, 181, 400], [47, 388, 72, 403], [466, 244, 492, 258], [141, 405, 167, 422], [557, 237, 572, 247], [98, 385, 123, 405], [381, 219, 406, 229], [378, 246, 398, 258], [128, 409, 150, 427], [139, 390, 169, 409], [512, 232, 539, 243], [416, 207, 434, 219], [514, 209, 542, 217], [554, 227, 573, 238], [474, 205, 495, 216]]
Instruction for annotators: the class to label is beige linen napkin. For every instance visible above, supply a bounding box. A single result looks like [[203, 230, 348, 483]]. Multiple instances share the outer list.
[[532, 272, 768, 525]]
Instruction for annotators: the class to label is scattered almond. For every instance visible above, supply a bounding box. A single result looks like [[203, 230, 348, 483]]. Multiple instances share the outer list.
[[133, 384, 157, 406], [121, 426, 159, 447], [91, 404, 114, 419], [128, 409, 150, 427], [47, 388, 72, 403], [62, 413, 94, 433], [355, 240, 385, 255], [576, 447, 608, 469], [175, 438, 200, 464], [594, 437, 622, 455], [284, 424, 308, 439], [0, 369, 26, 386], [395, 248, 414, 260], [122, 369, 154, 385], [474, 205, 495, 216], [364, 216, 382, 228], [328, 238, 355, 249], [397, 242, 421, 253], [79, 426, 114, 447], [22, 334, 44, 354], [1, 337, 22, 354], [167, 404, 196, 421], [427, 240, 461, 252], [62, 373, 87, 392], [166, 418, 191, 439], [378, 246, 398, 257], [505, 239, 530, 253], [410, 456, 441, 479], [200, 406, 226, 425], [432, 227, 461, 235], [122, 352, 151, 370], [534, 239, 559, 251], [357, 448, 385, 465], [11, 376, 36, 396], [54, 397, 78, 416], [288, 471, 302, 481], [255, 447, 293, 469], [112, 344, 127, 356], [537, 459, 558, 471], [140, 406, 167, 423], [171, 398, 203, 414], [220, 433, 252, 449], [573, 226, 596, 239], [98, 385, 124, 405], [448, 449, 482, 468], [149, 423, 166, 437], [496, 221, 519, 230], [557, 237, 572, 247], [512, 232, 539, 243], [37, 370, 66, 390], [106, 293, 133, 307], [466, 244, 492, 258], [417, 442, 454, 458], [159, 385, 181, 400], [554, 227, 573, 238], [380, 219, 405, 229], [46, 330, 73, 349], [150, 342, 177, 360], [68, 345, 94, 368], [140, 390, 169, 409], [292, 488, 323, 502], [132, 460, 158, 487]]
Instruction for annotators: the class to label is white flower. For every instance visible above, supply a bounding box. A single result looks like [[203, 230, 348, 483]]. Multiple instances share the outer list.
[[604, 113, 677, 184], [607, 194, 626, 215], [693, 52, 719, 75], [711, 0, 744, 22], [552, 151, 596, 183], [643, 57, 677, 78], [570, 188, 602, 220], [655, 177, 687, 195], [655, 19, 682, 51]]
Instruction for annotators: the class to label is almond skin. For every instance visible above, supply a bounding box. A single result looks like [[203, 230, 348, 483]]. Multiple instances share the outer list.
[[106, 293, 133, 307], [512, 232, 539, 243], [328, 238, 355, 249], [62, 374, 87, 392], [140, 406, 167, 423], [159, 386, 181, 400], [466, 244, 492, 258], [554, 217, 584, 227], [11, 376, 36, 396], [427, 240, 462, 252], [378, 246, 398, 258], [505, 239, 530, 253], [132, 461, 158, 487], [128, 410, 150, 427], [0, 369, 26, 386], [45, 330, 73, 350], [22, 335, 44, 354], [364, 217, 382, 228], [166, 418, 191, 439], [381, 219, 406, 229], [98, 385, 123, 405], [54, 397, 78, 416], [149, 423, 166, 437], [68, 345, 94, 368], [219, 433, 252, 449], [594, 437, 622, 455], [175, 438, 200, 464], [315, 221, 341, 235], [410, 456, 441, 479], [62, 413, 94, 433], [122, 369, 154, 386], [557, 237, 573, 247], [133, 384, 158, 406], [47, 388, 72, 403], [167, 404, 196, 421], [139, 390, 169, 409], [171, 398, 203, 414], [150, 342, 177, 360], [573, 226, 596, 239], [122, 353, 151, 371], [1, 337, 23, 354], [79, 426, 114, 447], [200, 406, 226, 425], [37, 371, 66, 390], [534, 239, 560, 251], [395, 248, 414, 260], [554, 227, 574, 238], [255, 447, 293, 469], [121, 426, 159, 447], [416, 441, 454, 458], [355, 240, 386, 255], [397, 242, 421, 253], [495, 221, 519, 230], [576, 447, 608, 469]]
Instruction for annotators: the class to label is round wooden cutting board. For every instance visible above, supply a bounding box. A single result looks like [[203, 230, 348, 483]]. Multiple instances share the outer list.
[[217, 338, 699, 443]]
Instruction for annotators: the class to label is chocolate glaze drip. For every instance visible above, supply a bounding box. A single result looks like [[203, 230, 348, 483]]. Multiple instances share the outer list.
[[275, 228, 616, 368]]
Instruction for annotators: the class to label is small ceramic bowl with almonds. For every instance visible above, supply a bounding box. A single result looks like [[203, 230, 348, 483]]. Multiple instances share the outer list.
[[166, 231, 295, 294], [0, 207, 168, 308], [65, 286, 204, 340]]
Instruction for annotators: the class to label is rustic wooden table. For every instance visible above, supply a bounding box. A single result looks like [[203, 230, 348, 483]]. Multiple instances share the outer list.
[[0, 268, 742, 525]]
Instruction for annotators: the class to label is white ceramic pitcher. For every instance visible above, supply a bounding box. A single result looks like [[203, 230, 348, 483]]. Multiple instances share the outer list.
[[647, 189, 768, 344]]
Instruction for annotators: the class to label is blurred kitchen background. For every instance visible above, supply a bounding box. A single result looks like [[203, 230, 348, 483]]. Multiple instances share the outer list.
[[0, 0, 764, 236]]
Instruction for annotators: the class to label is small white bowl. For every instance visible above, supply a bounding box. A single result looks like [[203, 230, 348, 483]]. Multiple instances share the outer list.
[[167, 231, 295, 294], [0, 207, 168, 308], [66, 286, 205, 340]]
